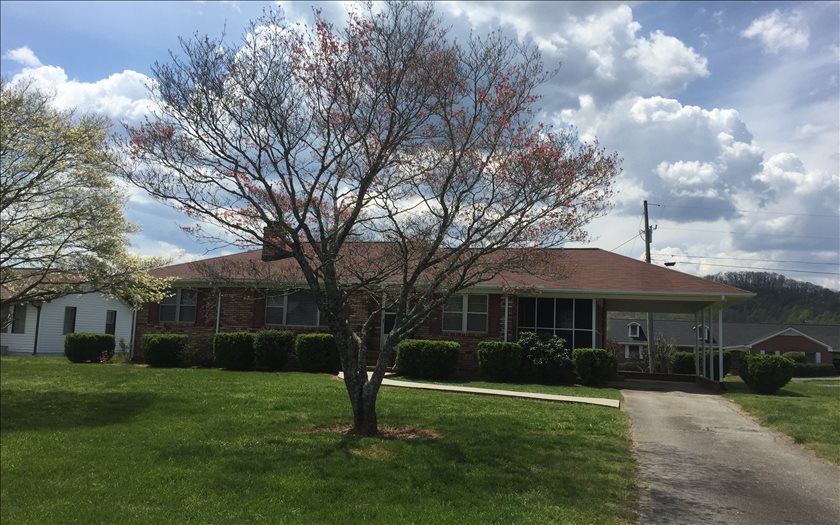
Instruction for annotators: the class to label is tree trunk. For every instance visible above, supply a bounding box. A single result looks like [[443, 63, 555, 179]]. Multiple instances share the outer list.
[[351, 388, 378, 436], [333, 322, 380, 436]]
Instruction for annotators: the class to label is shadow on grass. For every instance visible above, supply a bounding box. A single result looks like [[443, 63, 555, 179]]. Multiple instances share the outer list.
[[724, 381, 807, 397], [0, 390, 157, 433]]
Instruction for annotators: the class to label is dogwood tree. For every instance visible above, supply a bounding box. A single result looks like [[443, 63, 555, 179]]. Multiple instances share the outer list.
[[0, 80, 171, 318], [122, 1, 620, 435]]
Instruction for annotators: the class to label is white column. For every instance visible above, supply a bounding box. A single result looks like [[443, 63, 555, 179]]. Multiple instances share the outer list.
[[694, 312, 699, 376], [701, 308, 706, 378], [592, 300, 597, 348], [718, 307, 724, 382], [816, 352, 821, 364]]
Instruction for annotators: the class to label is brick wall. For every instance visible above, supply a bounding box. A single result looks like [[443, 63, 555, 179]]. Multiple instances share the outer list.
[[751, 334, 833, 364]]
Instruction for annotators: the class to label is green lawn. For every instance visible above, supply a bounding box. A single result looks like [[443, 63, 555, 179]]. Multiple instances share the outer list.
[[389, 376, 623, 400], [1, 357, 637, 524], [724, 376, 840, 465]]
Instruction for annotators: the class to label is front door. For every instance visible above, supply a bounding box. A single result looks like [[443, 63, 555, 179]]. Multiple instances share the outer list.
[[380, 311, 396, 350]]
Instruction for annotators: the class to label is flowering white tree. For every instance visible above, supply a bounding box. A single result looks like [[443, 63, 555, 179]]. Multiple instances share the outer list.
[[122, 2, 619, 435]]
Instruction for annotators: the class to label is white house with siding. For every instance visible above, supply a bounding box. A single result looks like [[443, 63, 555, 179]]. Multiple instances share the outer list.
[[1, 293, 134, 356]]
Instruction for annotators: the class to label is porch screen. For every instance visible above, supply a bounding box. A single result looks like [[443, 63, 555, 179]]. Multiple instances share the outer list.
[[517, 297, 594, 349]]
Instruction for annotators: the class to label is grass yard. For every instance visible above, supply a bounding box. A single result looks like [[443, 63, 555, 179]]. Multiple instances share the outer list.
[[389, 376, 623, 400], [1, 357, 637, 524], [724, 376, 840, 465]]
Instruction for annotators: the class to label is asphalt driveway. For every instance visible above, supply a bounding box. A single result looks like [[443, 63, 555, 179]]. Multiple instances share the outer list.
[[622, 380, 840, 525]]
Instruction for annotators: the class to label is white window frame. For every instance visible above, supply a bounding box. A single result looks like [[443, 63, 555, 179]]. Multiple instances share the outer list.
[[628, 322, 640, 338], [265, 291, 321, 327], [442, 294, 488, 333], [516, 297, 594, 349], [159, 289, 197, 323]]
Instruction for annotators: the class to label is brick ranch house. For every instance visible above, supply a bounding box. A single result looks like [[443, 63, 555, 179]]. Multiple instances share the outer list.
[[134, 246, 753, 375], [609, 318, 839, 367]]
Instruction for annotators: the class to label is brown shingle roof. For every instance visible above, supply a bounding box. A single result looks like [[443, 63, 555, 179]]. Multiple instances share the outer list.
[[152, 247, 749, 297]]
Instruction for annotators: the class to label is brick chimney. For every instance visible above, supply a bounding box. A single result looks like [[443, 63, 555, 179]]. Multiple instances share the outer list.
[[261, 222, 288, 261]]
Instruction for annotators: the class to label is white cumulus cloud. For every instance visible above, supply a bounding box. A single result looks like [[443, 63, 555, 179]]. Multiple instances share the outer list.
[[4, 46, 42, 67], [742, 9, 809, 54]]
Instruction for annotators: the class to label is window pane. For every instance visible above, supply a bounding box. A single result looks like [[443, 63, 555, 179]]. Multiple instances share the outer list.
[[444, 296, 463, 313], [11, 304, 26, 334], [467, 295, 487, 313], [63, 307, 76, 335], [573, 331, 592, 349], [179, 305, 196, 323], [556, 330, 574, 349], [159, 305, 176, 322], [536, 298, 554, 329], [443, 312, 462, 331], [265, 306, 284, 325], [466, 313, 487, 332], [555, 299, 573, 328], [180, 290, 197, 306], [105, 310, 117, 335], [286, 292, 318, 326], [518, 298, 535, 328], [160, 295, 177, 305], [574, 299, 593, 329], [266, 295, 285, 307], [382, 313, 396, 335]]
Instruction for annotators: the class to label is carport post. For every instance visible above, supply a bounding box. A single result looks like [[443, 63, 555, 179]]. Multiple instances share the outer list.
[[694, 312, 700, 376], [701, 308, 706, 378], [718, 308, 724, 382]]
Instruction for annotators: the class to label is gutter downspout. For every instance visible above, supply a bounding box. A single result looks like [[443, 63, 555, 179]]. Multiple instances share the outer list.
[[502, 294, 509, 342], [32, 304, 42, 355], [215, 290, 222, 334], [129, 309, 137, 361]]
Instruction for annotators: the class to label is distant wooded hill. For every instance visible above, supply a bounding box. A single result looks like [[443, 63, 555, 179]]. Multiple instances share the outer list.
[[707, 272, 839, 324]]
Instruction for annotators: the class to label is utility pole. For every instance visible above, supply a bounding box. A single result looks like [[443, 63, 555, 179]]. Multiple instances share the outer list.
[[643, 200, 654, 372]]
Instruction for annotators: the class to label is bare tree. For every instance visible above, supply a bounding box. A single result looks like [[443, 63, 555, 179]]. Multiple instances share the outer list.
[[121, 2, 620, 435]]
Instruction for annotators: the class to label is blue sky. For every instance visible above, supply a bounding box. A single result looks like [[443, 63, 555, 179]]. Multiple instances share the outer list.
[[2, 1, 838, 288]]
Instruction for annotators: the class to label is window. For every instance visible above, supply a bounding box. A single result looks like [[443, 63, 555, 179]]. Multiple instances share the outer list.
[[63, 307, 77, 335], [443, 294, 488, 333], [265, 291, 320, 326], [11, 304, 26, 334], [517, 297, 594, 349], [158, 289, 197, 323], [105, 310, 117, 335], [628, 323, 640, 338]]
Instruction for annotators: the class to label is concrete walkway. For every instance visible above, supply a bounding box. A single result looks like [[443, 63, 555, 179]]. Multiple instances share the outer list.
[[336, 372, 620, 408], [622, 380, 840, 525]]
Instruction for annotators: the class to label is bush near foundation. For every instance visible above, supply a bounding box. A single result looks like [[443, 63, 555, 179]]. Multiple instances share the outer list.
[[671, 352, 696, 374], [214, 332, 256, 370], [296, 333, 340, 373], [394, 339, 459, 379], [740, 354, 793, 394], [142, 334, 187, 368], [181, 334, 215, 368], [703, 351, 732, 379], [791, 363, 838, 377], [64, 333, 115, 363], [781, 351, 806, 364], [477, 341, 522, 381], [517, 332, 575, 384], [254, 330, 295, 371], [572, 348, 617, 385]]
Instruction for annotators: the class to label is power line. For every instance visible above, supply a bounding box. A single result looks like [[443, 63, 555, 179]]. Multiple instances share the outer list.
[[661, 253, 839, 266], [651, 259, 840, 276], [657, 226, 838, 240], [649, 202, 840, 219], [610, 233, 638, 252]]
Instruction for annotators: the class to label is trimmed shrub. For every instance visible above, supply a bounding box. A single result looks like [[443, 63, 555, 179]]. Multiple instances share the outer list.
[[142, 334, 186, 368], [64, 333, 115, 363], [254, 330, 295, 371], [792, 363, 838, 378], [703, 350, 733, 379], [618, 360, 643, 372], [573, 348, 617, 385], [740, 354, 793, 394], [671, 351, 696, 374], [517, 332, 575, 384], [181, 334, 215, 368], [781, 351, 806, 364], [296, 333, 340, 373], [394, 339, 459, 379], [214, 332, 256, 371], [477, 341, 522, 381]]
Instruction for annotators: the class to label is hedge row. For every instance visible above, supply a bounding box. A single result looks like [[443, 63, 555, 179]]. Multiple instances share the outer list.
[[136, 330, 337, 372], [64, 333, 116, 363], [394, 339, 460, 379]]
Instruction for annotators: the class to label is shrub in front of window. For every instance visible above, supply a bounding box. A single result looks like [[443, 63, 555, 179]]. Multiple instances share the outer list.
[[618, 360, 643, 372], [573, 348, 617, 385], [214, 332, 256, 371], [740, 354, 793, 394], [394, 339, 460, 379], [791, 363, 837, 378], [477, 341, 522, 381], [64, 333, 115, 363], [296, 333, 340, 373], [181, 334, 215, 368], [780, 351, 806, 364], [517, 332, 575, 384], [671, 351, 696, 374], [254, 330, 295, 371], [142, 333, 187, 367]]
